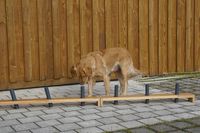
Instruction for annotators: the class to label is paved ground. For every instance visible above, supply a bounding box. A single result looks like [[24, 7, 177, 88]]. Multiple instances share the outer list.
[[0, 78, 199, 133]]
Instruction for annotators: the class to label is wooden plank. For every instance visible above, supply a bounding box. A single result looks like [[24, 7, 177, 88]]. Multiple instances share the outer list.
[[139, 0, 149, 74], [67, 0, 80, 78], [168, 0, 177, 73], [0, 97, 100, 106], [52, 0, 67, 79], [128, 0, 139, 69], [0, 0, 8, 89], [177, 0, 186, 72], [119, 0, 127, 48], [37, 0, 54, 80], [92, 0, 105, 51], [22, 0, 39, 81], [6, 0, 24, 83], [159, 0, 168, 74], [149, 0, 159, 75], [195, 0, 200, 71], [80, 0, 93, 57], [186, 0, 195, 72], [105, 0, 112, 48], [111, 0, 119, 47]]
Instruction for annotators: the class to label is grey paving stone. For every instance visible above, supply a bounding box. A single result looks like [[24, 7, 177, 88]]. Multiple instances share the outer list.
[[174, 113, 196, 119], [186, 127, 200, 133], [7, 108, 28, 114], [36, 119, 60, 127], [40, 113, 62, 120], [79, 108, 100, 114], [16, 131, 32, 133], [27, 106, 48, 111], [42, 108, 64, 114], [76, 127, 103, 133], [31, 127, 58, 133], [150, 124, 177, 132], [0, 119, 20, 127], [153, 110, 173, 116], [149, 105, 167, 111], [97, 117, 121, 124], [99, 124, 125, 131], [23, 110, 45, 117], [132, 107, 152, 112], [58, 117, 82, 124], [97, 106, 117, 112], [97, 111, 119, 118], [157, 115, 179, 121], [138, 118, 162, 125], [78, 114, 101, 120], [0, 126, 14, 133], [60, 111, 82, 117], [12, 123, 38, 131], [2, 113, 25, 120], [55, 123, 81, 131], [188, 118, 200, 125], [114, 105, 132, 109], [164, 103, 183, 108], [77, 120, 102, 128], [120, 120, 144, 128], [0, 110, 7, 116], [116, 114, 140, 121], [18, 116, 42, 123], [170, 108, 188, 113], [115, 109, 135, 115], [135, 112, 158, 118], [191, 111, 200, 116], [169, 121, 193, 129], [168, 130, 187, 133], [130, 127, 155, 133]]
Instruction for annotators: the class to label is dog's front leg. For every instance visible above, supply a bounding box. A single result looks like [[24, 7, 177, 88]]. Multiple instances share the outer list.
[[88, 78, 93, 97], [103, 76, 110, 96]]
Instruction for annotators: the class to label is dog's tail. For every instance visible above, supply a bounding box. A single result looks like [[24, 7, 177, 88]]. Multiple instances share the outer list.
[[128, 66, 146, 80]]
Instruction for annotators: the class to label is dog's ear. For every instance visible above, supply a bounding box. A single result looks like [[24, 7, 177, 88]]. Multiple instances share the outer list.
[[70, 65, 78, 78], [82, 67, 92, 77]]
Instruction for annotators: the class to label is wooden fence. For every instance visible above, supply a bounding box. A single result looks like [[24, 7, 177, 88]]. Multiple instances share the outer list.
[[0, 0, 200, 90]]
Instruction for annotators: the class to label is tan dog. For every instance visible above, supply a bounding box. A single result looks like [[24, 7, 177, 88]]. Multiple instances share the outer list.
[[71, 48, 142, 97]]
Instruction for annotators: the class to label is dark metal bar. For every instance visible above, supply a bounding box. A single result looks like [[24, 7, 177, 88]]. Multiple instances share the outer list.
[[114, 85, 119, 105], [10, 89, 19, 109], [145, 84, 150, 104], [174, 83, 180, 103], [44, 87, 53, 107], [80, 86, 85, 106]]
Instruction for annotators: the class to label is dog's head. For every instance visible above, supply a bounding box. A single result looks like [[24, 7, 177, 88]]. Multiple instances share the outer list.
[[71, 64, 92, 85]]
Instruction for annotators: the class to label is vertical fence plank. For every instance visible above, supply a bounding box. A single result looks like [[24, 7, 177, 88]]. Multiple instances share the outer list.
[[52, 0, 67, 79], [6, 0, 24, 83], [111, 0, 119, 47], [177, 0, 186, 72], [149, 0, 158, 75], [159, 0, 168, 74], [80, 0, 93, 57], [119, 0, 127, 48], [128, 0, 139, 69], [67, 0, 80, 78], [0, 0, 8, 88], [37, 0, 54, 80], [93, 0, 100, 51], [139, 0, 149, 74], [93, 0, 105, 51], [22, 0, 39, 81], [168, 0, 177, 73], [195, 0, 200, 71], [186, 0, 194, 71], [105, 0, 112, 48]]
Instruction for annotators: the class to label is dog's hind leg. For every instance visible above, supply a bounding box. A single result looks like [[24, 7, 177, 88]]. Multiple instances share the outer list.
[[103, 75, 110, 96]]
